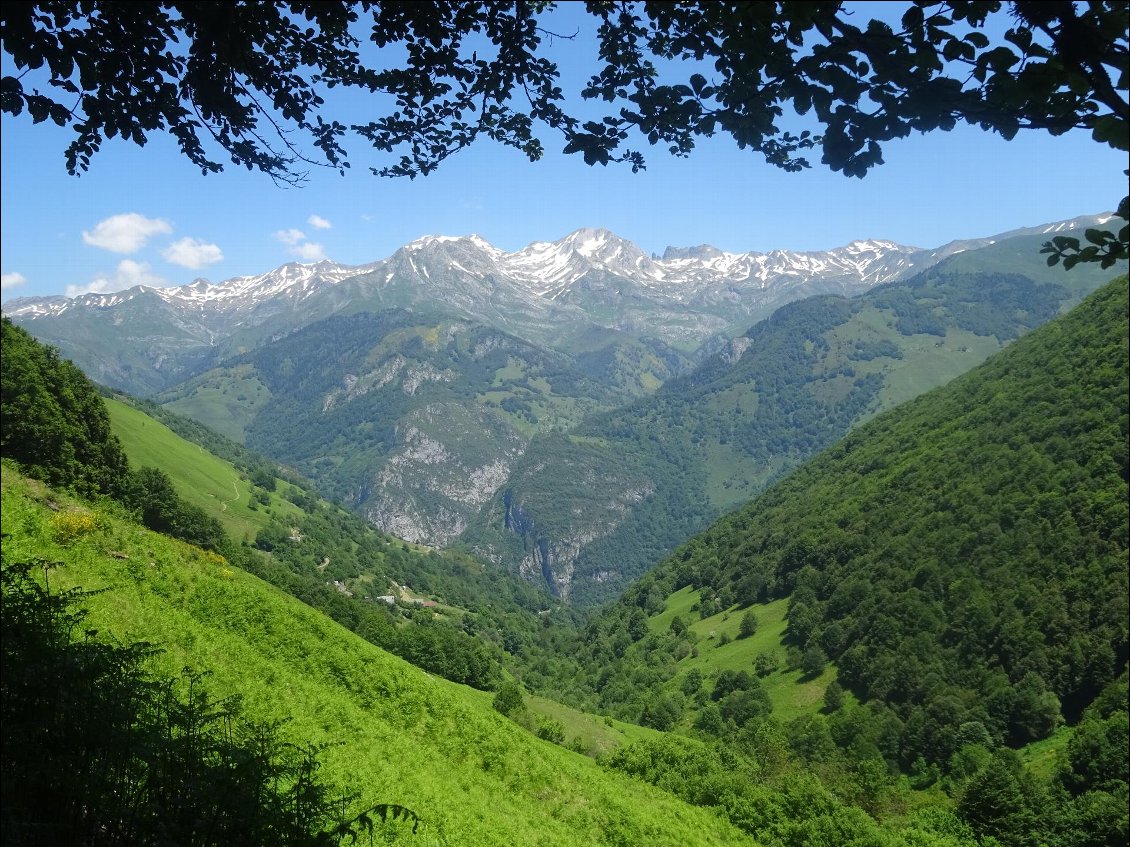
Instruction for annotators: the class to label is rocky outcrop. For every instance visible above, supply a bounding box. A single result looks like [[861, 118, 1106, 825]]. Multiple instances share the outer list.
[[323, 356, 455, 410], [497, 472, 655, 601], [360, 403, 525, 545]]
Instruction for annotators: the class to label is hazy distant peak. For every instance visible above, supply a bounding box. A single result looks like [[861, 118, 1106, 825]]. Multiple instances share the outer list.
[[662, 244, 724, 260]]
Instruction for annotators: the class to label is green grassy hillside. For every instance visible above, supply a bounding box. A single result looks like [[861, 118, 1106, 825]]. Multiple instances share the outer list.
[[106, 392, 576, 694], [106, 396, 303, 540], [0, 468, 748, 847]]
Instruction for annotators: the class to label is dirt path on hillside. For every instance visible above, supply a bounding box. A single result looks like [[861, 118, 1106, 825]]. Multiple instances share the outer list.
[[195, 444, 241, 512], [219, 478, 240, 512]]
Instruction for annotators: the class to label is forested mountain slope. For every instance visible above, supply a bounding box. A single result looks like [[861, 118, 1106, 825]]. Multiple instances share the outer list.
[[584, 278, 1127, 753], [506, 279, 1130, 846], [467, 250, 1123, 604]]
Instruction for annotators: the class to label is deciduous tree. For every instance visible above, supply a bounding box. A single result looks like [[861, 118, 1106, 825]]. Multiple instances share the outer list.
[[2, 2, 1126, 263]]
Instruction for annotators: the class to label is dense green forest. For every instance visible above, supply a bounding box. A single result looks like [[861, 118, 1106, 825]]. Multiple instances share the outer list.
[[674, 277, 1129, 739], [513, 279, 1129, 846], [2, 318, 132, 498]]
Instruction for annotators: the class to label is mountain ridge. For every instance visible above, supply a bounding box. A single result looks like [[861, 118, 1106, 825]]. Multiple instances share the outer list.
[[7, 211, 1114, 320], [4, 228, 920, 318], [6, 213, 1113, 400]]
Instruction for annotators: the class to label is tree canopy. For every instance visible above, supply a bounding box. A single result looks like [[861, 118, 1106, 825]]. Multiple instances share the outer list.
[[2, 1, 1127, 263], [0, 317, 130, 498]]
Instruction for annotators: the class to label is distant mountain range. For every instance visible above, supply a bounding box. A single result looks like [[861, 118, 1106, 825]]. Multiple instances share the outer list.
[[5, 213, 1124, 602], [7, 214, 1110, 396]]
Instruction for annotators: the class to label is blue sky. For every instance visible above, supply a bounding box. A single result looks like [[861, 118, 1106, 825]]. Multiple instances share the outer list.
[[1, 3, 1125, 302]]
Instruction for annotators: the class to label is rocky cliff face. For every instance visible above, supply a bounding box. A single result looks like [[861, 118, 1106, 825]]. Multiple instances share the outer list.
[[362, 403, 524, 544], [473, 445, 658, 600], [503, 491, 630, 602]]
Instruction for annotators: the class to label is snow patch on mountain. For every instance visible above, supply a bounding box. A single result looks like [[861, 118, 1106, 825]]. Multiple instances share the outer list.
[[5, 214, 1112, 337], [6, 259, 374, 319]]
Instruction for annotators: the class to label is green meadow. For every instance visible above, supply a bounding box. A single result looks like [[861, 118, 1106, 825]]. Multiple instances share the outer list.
[[522, 693, 663, 757], [649, 587, 836, 720], [105, 396, 303, 541], [160, 362, 273, 442], [1, 468, 750, 846]]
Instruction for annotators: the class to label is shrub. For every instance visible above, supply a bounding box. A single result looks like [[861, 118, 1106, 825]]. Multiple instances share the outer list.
[[739, 610, 758, 639], [824, 680, 844, 712], [51, 510, 99, 543], [801, 646, 828, 679], [492, 681, 525, 717], [754, 652, 778, 677], [535, 717, 566, 744]]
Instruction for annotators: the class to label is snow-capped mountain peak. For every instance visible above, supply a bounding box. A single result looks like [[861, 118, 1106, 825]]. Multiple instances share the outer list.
[[3, 212, 1117, 399], [562, 227, 619, 257], [5, 214, 1114, 351], [6, 258, 375, 320], [404, 234, 505, 261]]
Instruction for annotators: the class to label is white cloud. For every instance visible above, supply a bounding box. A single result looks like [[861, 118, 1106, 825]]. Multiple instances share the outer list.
[[1, 271, 27, 292], [65, 280, 112, 298], [293, 242, 327, 261], [82, 213, 172, 253], [66, 259, 167, 297], [274, 228, 306, 246], [307, 214, 332, 230], [163, 237, 224, 269], [274, 227, 328, 261]]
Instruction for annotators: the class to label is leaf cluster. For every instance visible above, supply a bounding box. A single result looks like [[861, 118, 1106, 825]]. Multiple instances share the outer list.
[[1042, 195, 1130, 270], [3, 2, 1124, 180], [3, 3, 1126, 260]]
